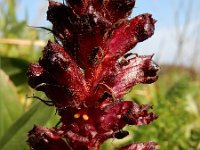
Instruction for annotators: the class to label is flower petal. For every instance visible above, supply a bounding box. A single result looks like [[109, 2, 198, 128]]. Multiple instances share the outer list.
[[27, 64, 54, 91], [28, 125, 70, 150], [103, 0, 136, 23], [87, 14, 156, 90], [105, 13, 156, 57], [112, 55, 159, 98], [97, 101, 157, 132], [39, 41, 88, 107]]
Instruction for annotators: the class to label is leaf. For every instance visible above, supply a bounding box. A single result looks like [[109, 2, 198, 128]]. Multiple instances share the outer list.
[[119, 141, 157, 150], [0, 57, 29, 86], [0, 69, 23, 138], [0, 102, 55, 150]]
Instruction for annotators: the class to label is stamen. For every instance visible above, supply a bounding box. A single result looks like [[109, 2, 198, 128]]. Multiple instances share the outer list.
[[74, 113, 80, 119], [82, 114, 89, 121]]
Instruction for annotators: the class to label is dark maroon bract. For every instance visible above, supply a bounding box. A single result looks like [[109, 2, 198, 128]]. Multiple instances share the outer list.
[[27, 0, 160, 150]]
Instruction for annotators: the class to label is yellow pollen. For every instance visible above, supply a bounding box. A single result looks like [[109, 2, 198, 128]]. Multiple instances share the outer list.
[[82, 114, 89, 121], [74, 113, 80, 119]]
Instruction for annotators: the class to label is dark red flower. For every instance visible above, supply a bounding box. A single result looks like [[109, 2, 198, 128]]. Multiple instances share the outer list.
[[27, 0, 160, 149]]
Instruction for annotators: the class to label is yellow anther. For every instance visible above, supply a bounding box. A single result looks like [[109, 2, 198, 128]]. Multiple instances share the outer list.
[[82, 114, 89, 121], [74, 113, 80, 119]]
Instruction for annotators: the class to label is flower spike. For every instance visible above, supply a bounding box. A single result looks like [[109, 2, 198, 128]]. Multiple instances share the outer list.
[[27, 0, 160, 149]]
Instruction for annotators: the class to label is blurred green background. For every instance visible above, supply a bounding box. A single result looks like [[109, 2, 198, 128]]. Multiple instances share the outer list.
[[0, 0, 200, 149]]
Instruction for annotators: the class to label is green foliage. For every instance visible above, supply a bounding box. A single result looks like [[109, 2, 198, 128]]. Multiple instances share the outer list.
[[0, 67, 59, 150], [0, 102, 55, 150], [0, 0, 47, 61], [0, 69, 24, 138], [0, 1, 58, 150], [0, 57, 29, 86]]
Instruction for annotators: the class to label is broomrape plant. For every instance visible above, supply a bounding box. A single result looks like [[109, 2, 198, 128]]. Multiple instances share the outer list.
[[27, 0, 160, 149]]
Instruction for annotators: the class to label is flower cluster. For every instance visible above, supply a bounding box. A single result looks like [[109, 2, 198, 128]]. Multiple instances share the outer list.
[[27, 0, 160, 149]]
